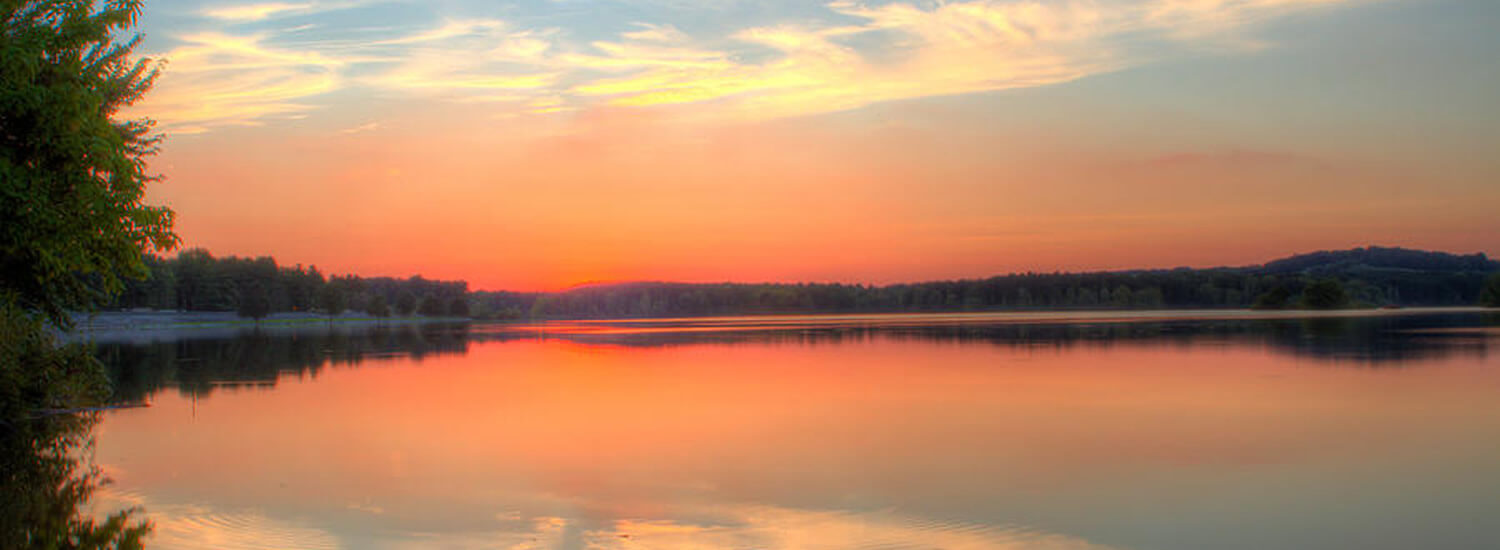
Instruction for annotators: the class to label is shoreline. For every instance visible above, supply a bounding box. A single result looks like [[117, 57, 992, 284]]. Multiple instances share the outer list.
[[61, 306, 1494, 342], [61, 310, 471, 344]]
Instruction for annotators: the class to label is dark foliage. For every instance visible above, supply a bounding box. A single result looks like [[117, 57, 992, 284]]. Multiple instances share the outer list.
[[1481, 274, 1500, 308], [1261, 246, 1498, 274], [2, 304, 150, 547], [109, 249, 468, 319], [317, 285, 345, 317], [1300, 279, 1350, 310], [395, 291, 417, 317], [2, 1, 163, 543], [447, 297, 469, 318], [0, 0, 177, 329], [236, 283, 271, 321], [98, 324, 475, 402], [112, 246, 1498, 320], [368, 294, 391, 318], [1252, 284, 1296, 310], [417, 294, 446, 317]]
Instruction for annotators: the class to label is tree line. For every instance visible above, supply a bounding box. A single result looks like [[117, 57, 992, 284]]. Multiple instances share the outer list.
[[108, 249, 471, 320], [491, 267, 1495, 319], [109, 246, 1500, 321]]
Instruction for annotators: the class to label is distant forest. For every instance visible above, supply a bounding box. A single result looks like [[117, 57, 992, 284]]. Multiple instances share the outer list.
[[108, 246, 1500, 320]]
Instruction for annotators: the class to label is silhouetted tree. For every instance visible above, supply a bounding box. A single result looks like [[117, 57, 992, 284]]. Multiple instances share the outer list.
[[237, 283, 272, 322], [317, 285, 345, 319], [1253, 285, 1295, 310], [1481, 274, 1500, 307], [1301, 279, 1350, 310], [368, 294, 391, 318], [418, 294, 445, 317], [395, 292, 417, 316], [447, 297, 469, 318]]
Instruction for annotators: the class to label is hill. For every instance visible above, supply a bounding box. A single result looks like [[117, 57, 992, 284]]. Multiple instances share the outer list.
[[1256, 246, 1498, 275]]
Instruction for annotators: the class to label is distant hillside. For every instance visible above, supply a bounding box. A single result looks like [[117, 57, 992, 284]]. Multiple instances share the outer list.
[[470, 246, 1496, 318], [1256, 246, 1498, 275]]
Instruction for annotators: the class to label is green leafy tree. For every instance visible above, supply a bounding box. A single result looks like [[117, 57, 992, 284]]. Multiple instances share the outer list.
[[2, 2, 163, 542], [1481, 274, 1500, 307], [1300, 279, 1350, 310], [1, 0, 177, 329]]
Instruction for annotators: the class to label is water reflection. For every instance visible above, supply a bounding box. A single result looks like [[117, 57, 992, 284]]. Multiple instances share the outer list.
[[515, 310, 1497, 365], [97, 323, 476, 402], [83, 310, 1500, 549], [95, 312, 1498, 404], [0, 412, 150, 548]]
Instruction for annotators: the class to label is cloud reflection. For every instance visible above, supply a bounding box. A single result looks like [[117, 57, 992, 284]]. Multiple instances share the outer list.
[[98, 484, 1116, 550], [585, 506, 1118, 550]]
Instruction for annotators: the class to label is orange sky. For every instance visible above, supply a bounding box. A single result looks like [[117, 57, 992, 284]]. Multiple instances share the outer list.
[[130, 0, 1500, 290]]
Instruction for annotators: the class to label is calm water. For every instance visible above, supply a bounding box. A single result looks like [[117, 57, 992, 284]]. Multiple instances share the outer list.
[[86, 310, 1500, 549]]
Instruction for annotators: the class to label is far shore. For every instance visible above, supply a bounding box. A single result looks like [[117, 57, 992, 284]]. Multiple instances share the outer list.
[[61, 310, 471, 344], [61, 306, 1494, 344]]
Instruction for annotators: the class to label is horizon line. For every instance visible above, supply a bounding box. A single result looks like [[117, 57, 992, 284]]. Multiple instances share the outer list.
[[148, 245, 1495, 295]]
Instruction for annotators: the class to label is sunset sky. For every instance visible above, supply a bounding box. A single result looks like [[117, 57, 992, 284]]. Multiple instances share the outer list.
[[127, 0, 1500, 290]]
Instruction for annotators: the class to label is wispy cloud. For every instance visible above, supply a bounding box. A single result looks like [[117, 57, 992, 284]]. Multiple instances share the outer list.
[[357, 19, 561, 96], [128, 32, 344, 133], [562, 0, 1365, 118], [133, 0, 1370, 132], [201, 2, 314, 22], [370, 19, 508, 46], [339, 121, 380, 134]]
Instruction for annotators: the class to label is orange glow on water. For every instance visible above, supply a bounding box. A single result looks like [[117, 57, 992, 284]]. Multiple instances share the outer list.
[[94, 331, 1500, 548]]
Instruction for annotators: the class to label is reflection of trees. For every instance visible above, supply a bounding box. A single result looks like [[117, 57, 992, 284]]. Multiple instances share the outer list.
[[93, 314, 1498, 406], [0, 413, 149, 549], [3, 308, 149, 547], [98, 323, 484, 402], [1267, 315, 1493, 364], [534, 314, 1496, 366]]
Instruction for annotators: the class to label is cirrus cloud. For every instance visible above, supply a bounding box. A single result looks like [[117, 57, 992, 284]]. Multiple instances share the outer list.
[[130, 0, 1372, 133]]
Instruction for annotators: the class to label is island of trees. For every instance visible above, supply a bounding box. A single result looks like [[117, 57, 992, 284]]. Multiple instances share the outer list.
[[106, 246, 1500, 321]]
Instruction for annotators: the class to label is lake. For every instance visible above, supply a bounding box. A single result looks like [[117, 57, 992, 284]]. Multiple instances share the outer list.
[[85, 309, 1500, 549]]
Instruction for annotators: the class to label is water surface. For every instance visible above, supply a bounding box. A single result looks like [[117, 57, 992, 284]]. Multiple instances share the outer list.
[[90, 310, 1500, 549]]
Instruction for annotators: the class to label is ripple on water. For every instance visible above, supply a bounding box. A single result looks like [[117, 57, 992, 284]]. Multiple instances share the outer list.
[[145, 504, 341, 550], [580, 506, 1119, 550]]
